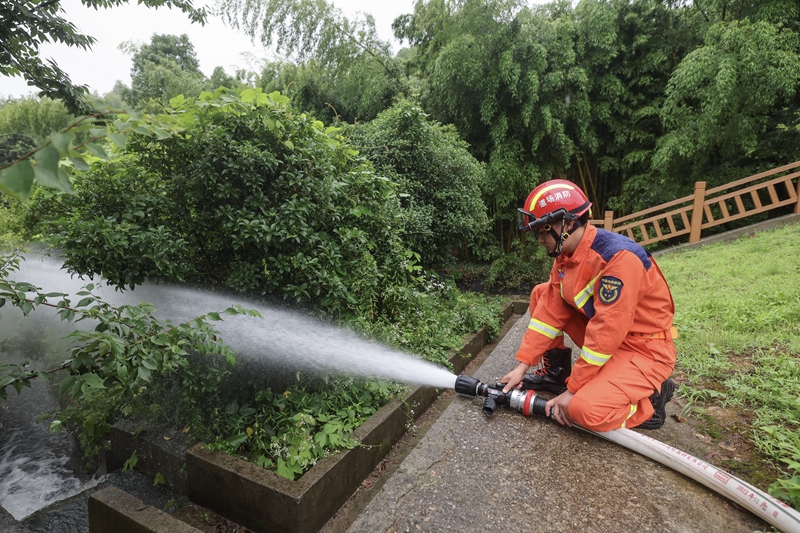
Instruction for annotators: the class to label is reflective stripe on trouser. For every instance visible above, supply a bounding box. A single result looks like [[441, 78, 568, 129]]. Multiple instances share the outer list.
[[621, 404, 637, 428], [566, 340, 674, 432]]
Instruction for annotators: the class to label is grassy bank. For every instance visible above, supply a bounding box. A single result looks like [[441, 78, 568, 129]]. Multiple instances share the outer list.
[[657, 222, 800, 508]]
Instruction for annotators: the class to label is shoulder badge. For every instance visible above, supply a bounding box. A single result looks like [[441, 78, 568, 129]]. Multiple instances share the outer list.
[[598, 276, 623, 304]]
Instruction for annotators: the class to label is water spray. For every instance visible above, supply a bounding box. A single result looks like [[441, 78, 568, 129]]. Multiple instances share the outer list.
[[453, 373, 800, 533]]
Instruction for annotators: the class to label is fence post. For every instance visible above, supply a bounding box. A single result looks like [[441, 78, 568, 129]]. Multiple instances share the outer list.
[[689, 181, 707, 243], [795, 174, 800, 214], [604, 211, 614, 231]]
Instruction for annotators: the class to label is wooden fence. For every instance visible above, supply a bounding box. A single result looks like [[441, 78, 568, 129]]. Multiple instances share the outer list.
[[588, 160, 800, 246]]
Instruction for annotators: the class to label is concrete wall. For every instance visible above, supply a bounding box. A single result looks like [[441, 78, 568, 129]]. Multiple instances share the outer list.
[[108, 420, 194, 495], [88, 486, 200, 533], [0, 504, 32, 533]]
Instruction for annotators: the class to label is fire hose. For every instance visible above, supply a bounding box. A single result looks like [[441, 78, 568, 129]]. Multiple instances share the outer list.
[[454, 374, 800, 533]]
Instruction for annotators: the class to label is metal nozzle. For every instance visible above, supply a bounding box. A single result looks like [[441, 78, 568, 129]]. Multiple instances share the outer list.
[[454, 374, 549, 418]]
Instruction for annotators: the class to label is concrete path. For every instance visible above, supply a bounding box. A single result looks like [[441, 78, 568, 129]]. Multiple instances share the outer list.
[[344, 314, 768, 533]]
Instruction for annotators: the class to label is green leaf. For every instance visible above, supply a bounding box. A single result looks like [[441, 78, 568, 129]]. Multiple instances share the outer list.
[[138, 366, 152, 381], [276, 458, 296, 480], [169, 95, 186, 108], [30, 146, 60, 188], [267, 91, 290, 105], [225, 433, 249, 449], [207, 312, 221, 321], [154, 472, 166, 486], [76, 297, 94, 307], [0, 160, 35, 200], [123, 450, 138, 472], [69, 156, 90, 171], [80, 373, 106, 389], [85, 143, 108, 159], [351, 205, 372, 218], [50, 131, 75, 154], [107, 133, 127, 149]]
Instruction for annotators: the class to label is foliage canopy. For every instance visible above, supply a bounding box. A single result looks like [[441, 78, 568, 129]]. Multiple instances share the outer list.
[[0, 0, 206, 114], [26, 89, 415, 320], [349, 99, 489, 266]]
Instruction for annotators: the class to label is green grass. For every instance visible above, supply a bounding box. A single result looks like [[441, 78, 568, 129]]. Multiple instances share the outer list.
[[657, 222, 800, 508]]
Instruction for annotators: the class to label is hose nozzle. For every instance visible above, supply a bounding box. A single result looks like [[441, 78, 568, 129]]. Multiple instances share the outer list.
[[454, 374, 549, 417]]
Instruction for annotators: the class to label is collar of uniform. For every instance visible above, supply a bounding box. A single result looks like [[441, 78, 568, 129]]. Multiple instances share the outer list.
[[556, 223, 596, 267]]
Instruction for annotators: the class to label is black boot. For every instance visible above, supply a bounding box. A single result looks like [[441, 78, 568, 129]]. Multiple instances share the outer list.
[[638, 378, 675, 430], [521, 348, 572, 394]]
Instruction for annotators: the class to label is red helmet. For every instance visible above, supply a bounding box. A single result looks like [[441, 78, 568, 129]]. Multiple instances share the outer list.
[[518, 179, 592, 232]]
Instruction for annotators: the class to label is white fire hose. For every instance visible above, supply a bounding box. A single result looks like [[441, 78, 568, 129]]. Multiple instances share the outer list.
[[581, 426, 800, 533], [454, 374, 800, 532]]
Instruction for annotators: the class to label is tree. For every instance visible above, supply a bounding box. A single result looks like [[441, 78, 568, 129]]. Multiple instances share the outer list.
[[0, 96, 75, 143], [208, 66, 244, 91], [27, 89, 415, 320], [0, 133, 37, 165], [120, 34, 208, 113], [568, 0, 700, 214], [0, 0, 206, 115], [350, 99, 489, 266], [396, 0, 586, 241], [653, 19, 800, 191], [217, 0, 408, 122]]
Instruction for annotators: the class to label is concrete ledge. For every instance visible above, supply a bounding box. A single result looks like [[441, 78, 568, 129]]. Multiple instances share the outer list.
[[185, 300, 520, 533], [0, 504, 31, 533], [512, 300, 529, 315], [88, 486, 200, 533], [109, 420, 194, 495]]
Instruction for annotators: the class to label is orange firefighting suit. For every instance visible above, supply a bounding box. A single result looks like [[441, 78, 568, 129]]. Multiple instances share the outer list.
[[517, 224, 677, 431]]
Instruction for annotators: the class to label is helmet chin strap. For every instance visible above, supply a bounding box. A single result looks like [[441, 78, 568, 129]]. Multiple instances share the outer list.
[[547, 221, 573, 258]]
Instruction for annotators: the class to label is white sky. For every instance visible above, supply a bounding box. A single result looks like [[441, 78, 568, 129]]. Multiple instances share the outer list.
[[0, 0, 416, 98]]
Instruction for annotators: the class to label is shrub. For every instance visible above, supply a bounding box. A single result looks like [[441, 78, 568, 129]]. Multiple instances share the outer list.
[[349, 100, 489, 267], [485, 239, 552, 295], [31, 89, 414, 321]]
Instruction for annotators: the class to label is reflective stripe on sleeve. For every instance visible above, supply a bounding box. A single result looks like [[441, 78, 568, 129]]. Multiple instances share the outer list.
[[528, 318, 562, 340], [573, 273, 602, 309], [580, 345, 612, 366]]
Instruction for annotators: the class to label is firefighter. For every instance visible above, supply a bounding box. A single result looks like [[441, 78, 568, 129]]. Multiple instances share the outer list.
[[501, 179, 676, 431]]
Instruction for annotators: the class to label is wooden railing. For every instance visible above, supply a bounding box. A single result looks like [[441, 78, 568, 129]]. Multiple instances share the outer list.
[[588, 160, 800, 246]]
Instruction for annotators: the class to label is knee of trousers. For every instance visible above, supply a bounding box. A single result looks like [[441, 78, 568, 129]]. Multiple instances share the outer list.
[[568, 393, 629, 432]]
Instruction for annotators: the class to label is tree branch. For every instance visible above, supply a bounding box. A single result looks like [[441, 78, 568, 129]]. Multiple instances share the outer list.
[[36, 0, 61, 11]]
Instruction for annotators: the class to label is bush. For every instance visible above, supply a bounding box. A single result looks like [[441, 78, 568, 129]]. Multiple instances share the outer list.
[[484, 239, 552, 295], [349, 99, 489, 267], [28, 89, 415, 321]]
